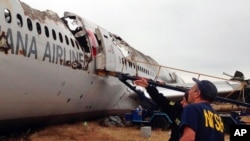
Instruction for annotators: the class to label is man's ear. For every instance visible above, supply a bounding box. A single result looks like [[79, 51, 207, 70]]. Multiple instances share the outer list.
[[194, 90, 201, 98]]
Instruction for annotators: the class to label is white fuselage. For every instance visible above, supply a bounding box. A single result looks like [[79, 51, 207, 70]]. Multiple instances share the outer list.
[[0, 0, 183, 133]]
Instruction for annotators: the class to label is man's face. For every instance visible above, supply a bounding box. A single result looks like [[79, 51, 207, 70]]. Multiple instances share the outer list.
[[188, 84, 200, 103]]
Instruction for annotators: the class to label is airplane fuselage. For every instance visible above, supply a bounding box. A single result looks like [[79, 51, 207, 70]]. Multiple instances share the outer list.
[[0, 0, 184, 134]]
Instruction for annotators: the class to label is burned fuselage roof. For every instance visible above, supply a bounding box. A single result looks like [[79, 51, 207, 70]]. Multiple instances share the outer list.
[[20, 1, 62, 23]]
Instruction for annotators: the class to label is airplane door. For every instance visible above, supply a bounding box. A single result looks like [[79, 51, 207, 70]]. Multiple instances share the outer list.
[[95, 27, 123, 72]]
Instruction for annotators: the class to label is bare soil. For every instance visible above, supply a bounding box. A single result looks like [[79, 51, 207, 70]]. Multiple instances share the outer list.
[[2, 103, 250, 141], [0, 118, 239, 141], [1, 120, 169, 141]]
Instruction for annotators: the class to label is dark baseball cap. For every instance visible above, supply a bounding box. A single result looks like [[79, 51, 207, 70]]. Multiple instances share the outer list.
[[192, 78, 218, 102]]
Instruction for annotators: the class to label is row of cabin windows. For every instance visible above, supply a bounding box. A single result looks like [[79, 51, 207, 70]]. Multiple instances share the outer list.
[[3, 9, 152, 76], [121, 58, 151, 75], [4, 9, 82, 51]]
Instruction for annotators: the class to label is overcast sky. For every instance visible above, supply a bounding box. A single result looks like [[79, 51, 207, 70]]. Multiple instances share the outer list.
[[21, 0, 250, 82]]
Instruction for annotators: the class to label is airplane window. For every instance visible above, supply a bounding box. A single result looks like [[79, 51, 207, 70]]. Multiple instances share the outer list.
[[16, 14, 23, 27], [36, 22, 41, 34], [104, 35, 108, 39], [94, 34, 102, 46], [65, 35, 69, 45], [121, 58, 124, 64], [52, 29, 56, 40], [44, 26, 49, 37], [70, 38, 75, 47], [59, 32, 63, 43], [75, 41, 80, 49], [4, 9, 11, 23], [124, 59, 127, 66], [27, 18, 33, 31]]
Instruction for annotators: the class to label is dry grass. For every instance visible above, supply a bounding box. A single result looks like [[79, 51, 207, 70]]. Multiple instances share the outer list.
[[2, 103, 250, 141], [3, 120, 169, 141], [1, 119, 234, 141]]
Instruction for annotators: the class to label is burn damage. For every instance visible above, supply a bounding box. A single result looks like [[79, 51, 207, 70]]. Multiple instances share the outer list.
[[0, 32, 11, 54], [20, 2, 62, 23], [18, 2, 92, 70]]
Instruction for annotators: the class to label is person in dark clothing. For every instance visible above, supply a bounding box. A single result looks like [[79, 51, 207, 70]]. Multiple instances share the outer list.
[[134, 78, 188, 141], [179, 78, 224, 141]]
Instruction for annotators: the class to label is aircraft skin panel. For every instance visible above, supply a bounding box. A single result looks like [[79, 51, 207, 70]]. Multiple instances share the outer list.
[[0, 54, 129, 119], [96, 27, 116, 71]]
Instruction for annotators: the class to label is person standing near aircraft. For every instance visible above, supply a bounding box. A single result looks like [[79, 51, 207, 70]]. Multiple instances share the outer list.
[[179, 78, 224, 141], [134, 78, 188, 141]]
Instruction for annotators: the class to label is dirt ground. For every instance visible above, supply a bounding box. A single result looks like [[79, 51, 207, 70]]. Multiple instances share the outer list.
[[2, 103, 250, 141], [1, 120, 169, 141], [1, 120, 233, 141], [3, 115, 248, 141]]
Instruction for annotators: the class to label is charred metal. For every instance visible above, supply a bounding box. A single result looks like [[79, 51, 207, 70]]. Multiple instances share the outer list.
[[0, 31, 11, 54]]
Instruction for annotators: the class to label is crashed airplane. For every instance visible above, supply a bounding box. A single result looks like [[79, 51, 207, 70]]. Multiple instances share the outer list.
[[0, 0, 246, 134]]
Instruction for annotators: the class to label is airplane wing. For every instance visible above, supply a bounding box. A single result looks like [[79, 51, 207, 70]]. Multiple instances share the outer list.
[[156, 80, 243, 101], [117, 73, 244, 102]]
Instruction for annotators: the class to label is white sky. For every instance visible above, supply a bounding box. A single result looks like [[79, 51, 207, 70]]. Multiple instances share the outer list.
[[21, 0, 250, 82]]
